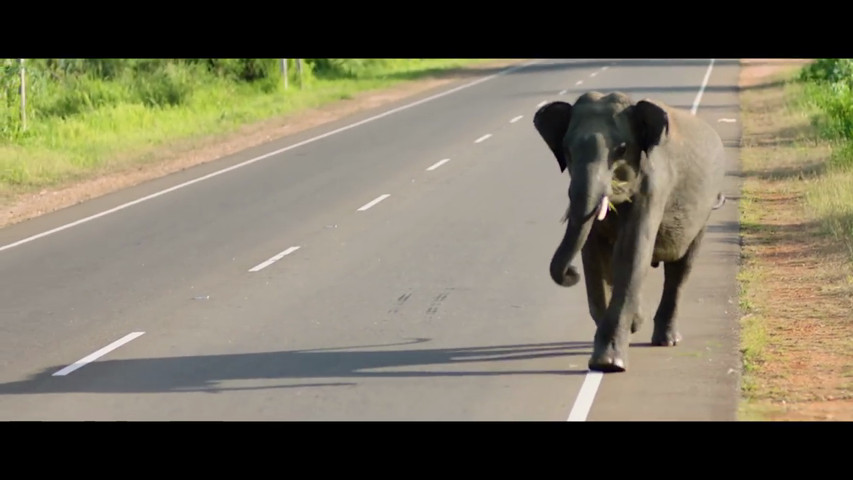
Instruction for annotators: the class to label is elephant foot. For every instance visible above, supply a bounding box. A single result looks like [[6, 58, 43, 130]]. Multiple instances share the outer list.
[[588, 354, 626, 372], [588, 341, 627, 372], [651, 329, 682, 346]]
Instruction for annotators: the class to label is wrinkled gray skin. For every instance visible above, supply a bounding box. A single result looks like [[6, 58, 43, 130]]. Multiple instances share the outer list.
[[533, 91, 727, 373]]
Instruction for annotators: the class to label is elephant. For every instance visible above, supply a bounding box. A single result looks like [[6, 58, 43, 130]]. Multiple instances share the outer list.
[[532, 91, 727, 373]]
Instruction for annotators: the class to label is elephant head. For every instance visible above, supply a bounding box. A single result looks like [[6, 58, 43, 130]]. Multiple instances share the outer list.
[[533, 91, 670, 287]]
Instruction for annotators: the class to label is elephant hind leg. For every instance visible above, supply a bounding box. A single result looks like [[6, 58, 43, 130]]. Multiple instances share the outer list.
[[651, 228, 706, 346]]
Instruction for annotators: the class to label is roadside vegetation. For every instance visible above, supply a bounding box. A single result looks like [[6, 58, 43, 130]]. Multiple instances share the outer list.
[[799, 59, 853, 261], [737, 59, 853, 420], [4, 58, 849, 419], [0, 58, 489, 204]]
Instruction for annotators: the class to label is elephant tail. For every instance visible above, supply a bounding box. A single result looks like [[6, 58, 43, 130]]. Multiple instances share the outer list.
[[712, 192, 726, 210]]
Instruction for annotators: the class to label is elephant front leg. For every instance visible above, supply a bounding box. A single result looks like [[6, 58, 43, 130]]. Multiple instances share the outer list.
[[589, 202, 663, 372], [651, 228, 705, 346], [581, 236, 613, 327]]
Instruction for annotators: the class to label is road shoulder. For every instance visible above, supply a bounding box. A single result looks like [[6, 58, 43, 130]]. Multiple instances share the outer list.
[[737, 59, 853, 421]]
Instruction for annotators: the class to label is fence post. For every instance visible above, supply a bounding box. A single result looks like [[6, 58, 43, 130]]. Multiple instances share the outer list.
[[19, 58, 27, 131]]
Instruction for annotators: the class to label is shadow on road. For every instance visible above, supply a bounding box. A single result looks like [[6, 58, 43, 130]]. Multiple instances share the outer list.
[[706, 220, 743, 247], [374, 59, 739, 84], [509, 59, 738, 74], [744, 162, 826, 180], [517, 86, 744, 99], [0, 340, 592, 395], [598, 86, 743, 96]]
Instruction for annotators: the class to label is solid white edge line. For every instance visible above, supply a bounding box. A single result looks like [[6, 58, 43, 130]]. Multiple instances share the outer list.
[[52, 332, 145, 376], [566, 371, 603, 421], [426, 158, 451, 171], [249, 245, 301, 272], [0, 60, 543, 254], [510, 115, 523, 123], [357, 194, 391, 212], [474, 134, 492, 144], [691, 59, 716, 115], [566, 58, 716, 421]]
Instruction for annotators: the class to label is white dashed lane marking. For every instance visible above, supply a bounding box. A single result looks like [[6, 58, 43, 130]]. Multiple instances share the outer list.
[[357, 194, 391, 212], [426, 158, 451, 171], [249, 246, 301, 272], [52, 332, 146, 376]]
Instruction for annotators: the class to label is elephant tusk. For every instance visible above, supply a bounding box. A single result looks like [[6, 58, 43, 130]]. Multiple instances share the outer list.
[[597, 195, 609, 221]]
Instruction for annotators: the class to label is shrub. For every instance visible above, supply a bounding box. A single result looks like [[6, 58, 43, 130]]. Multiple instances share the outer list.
[[36, 76, 132, 118], [200, 59, 283, 82], [307, 59, 389, 79], [800, 58, 853, 84], [807, 80, 853, 140], [132, 62, 200, 108]]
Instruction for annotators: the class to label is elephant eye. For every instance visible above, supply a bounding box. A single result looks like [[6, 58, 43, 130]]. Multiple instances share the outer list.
[[611, 142, 627, 158]]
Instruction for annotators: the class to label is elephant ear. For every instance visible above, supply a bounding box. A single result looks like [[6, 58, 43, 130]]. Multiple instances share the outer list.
[[533, 101, 573, 173], [633, 99, 670, 154]]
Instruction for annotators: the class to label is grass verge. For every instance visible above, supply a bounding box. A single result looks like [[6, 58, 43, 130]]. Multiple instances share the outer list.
[[737, 60, 853, 420], [0, 59, 496, 207], [0, 59, 519, 228]]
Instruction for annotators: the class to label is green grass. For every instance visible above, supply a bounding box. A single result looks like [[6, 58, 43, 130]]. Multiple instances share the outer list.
[[805, 162, 853, 261], [739, 313, 768, 388], [0, 59, 495, 196], [737, 401, 785, 421], [737, 188, 765, 397], [737, 251, 767, 394], [798, 61, 853, 262]]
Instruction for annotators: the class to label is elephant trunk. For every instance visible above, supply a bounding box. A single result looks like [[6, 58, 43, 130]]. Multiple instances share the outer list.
[[550, 166, 610, 287], [550, 216, 595, 287]]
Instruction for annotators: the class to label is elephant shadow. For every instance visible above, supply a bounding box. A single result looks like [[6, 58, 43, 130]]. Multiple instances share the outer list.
[[0, 339, 593, 395]]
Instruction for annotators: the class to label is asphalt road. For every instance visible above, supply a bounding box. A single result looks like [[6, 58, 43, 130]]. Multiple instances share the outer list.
[[0, 59, 742, 420]]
